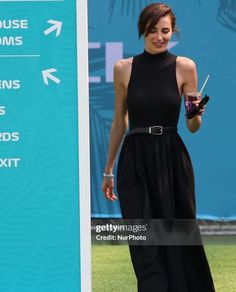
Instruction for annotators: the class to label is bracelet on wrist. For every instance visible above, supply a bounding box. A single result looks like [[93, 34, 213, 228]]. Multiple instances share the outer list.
[[103, 172, 115, 178]]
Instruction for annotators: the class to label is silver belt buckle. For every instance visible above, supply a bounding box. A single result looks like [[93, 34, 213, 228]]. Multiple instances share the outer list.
[[148, 126, 163, 135]]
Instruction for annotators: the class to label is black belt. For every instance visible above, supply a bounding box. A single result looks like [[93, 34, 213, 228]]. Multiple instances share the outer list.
[[125, 126, 177, 137]]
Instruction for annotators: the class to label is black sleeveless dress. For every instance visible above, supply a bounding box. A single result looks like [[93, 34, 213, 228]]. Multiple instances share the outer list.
[[116, 50, 215, 292]]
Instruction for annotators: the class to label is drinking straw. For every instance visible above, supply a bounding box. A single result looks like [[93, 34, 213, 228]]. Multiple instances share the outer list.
[[200, 74, 210, 94]]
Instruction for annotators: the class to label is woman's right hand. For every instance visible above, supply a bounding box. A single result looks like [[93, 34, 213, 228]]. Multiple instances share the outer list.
[[101, 177, 117, 201]]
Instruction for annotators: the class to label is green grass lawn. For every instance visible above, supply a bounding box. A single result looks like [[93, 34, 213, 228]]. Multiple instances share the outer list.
[[92, 243, 236, 292]]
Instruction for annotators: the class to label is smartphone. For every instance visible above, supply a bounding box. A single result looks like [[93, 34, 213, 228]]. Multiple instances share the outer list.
[[186, 95, 210, 119]]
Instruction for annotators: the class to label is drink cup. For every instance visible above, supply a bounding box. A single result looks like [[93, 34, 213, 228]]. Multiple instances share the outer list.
[[184, 92, 201, 116]]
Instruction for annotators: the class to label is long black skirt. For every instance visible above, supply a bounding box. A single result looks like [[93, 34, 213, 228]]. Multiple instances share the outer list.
[[117, 133, 215, 292]]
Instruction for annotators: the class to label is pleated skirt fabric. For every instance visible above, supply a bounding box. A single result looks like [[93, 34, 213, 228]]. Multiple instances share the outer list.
[[117, 133, 215, 292]]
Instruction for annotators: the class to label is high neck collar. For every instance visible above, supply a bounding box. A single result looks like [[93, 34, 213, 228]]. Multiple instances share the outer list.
[[142, 49, 169, 61]]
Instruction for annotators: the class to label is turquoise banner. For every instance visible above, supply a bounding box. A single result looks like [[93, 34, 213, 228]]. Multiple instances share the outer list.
[[0, 1, 80, 291], [89, 0, 236, 219]]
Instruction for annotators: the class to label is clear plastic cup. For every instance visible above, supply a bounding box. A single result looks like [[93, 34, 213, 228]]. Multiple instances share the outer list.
[[184, 92, 201, 115]]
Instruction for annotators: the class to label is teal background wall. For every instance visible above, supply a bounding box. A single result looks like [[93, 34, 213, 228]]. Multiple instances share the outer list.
[[89, 0, 236, 219], [0, 1, 80, 291]]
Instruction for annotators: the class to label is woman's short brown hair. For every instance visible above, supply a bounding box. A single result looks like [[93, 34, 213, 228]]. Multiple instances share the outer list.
[[138, 3, 178, 38]]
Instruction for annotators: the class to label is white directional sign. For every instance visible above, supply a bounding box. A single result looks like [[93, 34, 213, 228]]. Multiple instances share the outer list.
[[0, 1, 90, 291]]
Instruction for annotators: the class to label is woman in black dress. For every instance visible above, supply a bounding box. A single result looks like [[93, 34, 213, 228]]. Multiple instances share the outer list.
[[101, 3, 215, 292]]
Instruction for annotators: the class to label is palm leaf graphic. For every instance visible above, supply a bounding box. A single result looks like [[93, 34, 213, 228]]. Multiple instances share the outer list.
[[217, 0, 236, 32], [108, 0, 152, 22], [108, 0, 203, 22]]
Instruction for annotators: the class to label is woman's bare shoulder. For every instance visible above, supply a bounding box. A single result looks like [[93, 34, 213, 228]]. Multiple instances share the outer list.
[[176, 56, 196, 72], [114, 57, 133, 73], [114, 57, 133, 86]]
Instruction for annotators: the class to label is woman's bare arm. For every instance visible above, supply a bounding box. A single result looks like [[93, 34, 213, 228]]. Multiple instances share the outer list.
[[180, 57, 202, 133], [102, 60, 129, 200], [104, 61, 129, 173]]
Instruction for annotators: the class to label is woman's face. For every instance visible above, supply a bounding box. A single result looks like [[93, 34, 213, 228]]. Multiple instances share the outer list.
[[144, 15, 173, 54]]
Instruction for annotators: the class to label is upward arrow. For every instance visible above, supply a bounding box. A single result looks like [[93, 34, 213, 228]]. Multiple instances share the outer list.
[[42, 69, 60, 85], [44, 20, 62, 37]]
